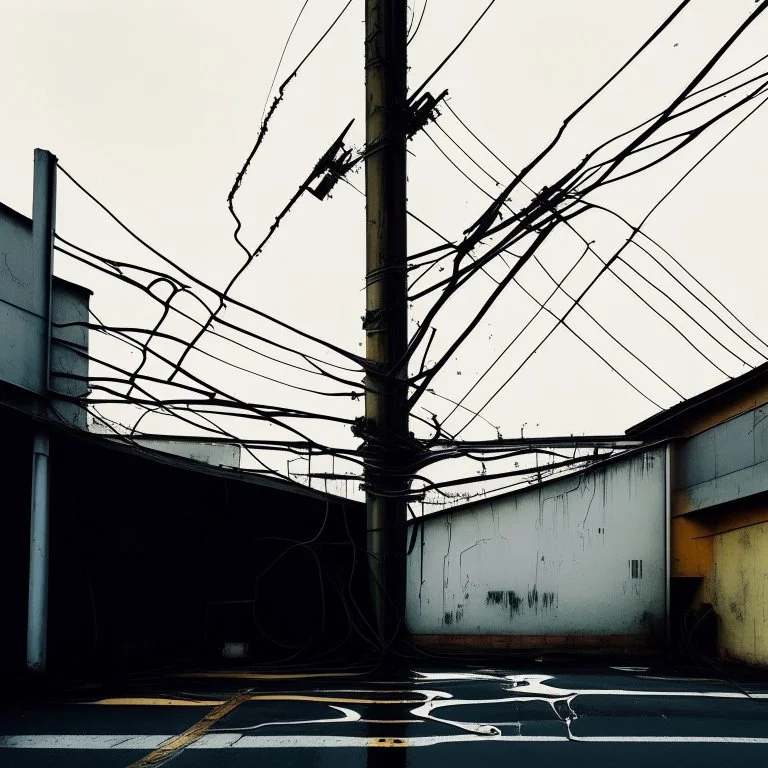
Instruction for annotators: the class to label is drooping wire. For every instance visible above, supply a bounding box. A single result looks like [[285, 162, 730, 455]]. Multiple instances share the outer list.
[[405, 25, 768, 413], [452, 89, 768, 437], [54, 170, 363, 369], [260, 0, 312, 128], [409, 0, 499, 105], [407, 0, 428, 44], [443, 99, 768, 360], [409, 134, 678, 412], [228, 0, 355, 255]]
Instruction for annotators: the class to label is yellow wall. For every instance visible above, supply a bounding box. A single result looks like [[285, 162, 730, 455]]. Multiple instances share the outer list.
[[713, 522, 768, 667], [671, 515, 713, 604], [671, 515, 713, 579], [661, 377, 768, 665]]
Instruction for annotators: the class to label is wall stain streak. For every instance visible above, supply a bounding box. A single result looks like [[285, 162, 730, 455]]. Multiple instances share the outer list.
[[507, 590, 523, 616], [407, 447, 666, 640], [485, 590, 524, 619]]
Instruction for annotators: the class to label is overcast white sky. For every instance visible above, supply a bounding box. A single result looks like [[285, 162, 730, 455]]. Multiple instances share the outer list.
[[3, 1, 768, 504]]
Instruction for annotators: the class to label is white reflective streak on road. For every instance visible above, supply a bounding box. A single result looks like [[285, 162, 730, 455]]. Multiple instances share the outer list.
[[4, 734, 768, 749]]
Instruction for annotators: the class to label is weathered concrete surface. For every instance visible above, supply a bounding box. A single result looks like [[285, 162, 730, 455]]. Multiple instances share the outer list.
[[673, 405, 768, 515], [407, 449, 666, 640], [714, 521, 768, 667]]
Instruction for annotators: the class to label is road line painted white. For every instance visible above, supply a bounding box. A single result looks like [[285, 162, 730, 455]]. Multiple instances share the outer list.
[[187, 733, 243, 749], [5, 734, 768, 749], [414, 672, 768, 699], [497, 674, 768, 700], [228, 735, 565, 748], [110, 735, 175, 750], [215, 704, 360, 733], [572, 737, 768, 744], [202, 735, 768, 748], [610, 667, 651, 673], [0, 735, 169, 750]]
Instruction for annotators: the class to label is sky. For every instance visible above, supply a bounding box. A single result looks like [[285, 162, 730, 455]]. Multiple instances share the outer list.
[[2, 0, 768, 505]]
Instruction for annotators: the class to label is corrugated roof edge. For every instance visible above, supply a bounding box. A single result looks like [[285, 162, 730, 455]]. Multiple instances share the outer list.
[[626, 362, 768, 438]]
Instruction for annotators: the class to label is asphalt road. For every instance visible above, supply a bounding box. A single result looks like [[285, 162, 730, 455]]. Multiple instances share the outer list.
[[2, 662, 768, 766]]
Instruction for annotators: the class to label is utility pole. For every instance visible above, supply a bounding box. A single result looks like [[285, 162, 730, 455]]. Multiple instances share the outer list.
[[363, 0, 409, 650]]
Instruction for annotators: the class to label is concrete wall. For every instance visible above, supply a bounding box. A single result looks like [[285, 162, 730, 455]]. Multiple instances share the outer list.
[[713, 522, 768, 667], [673, 405, 768, 515], [407, 448, 667, 643], [50, 277, 90, 428], [1, 203, 90, 427], [0, 203, 47, 394], [89, 422, 242, 467], [133, 439, 241, 468]]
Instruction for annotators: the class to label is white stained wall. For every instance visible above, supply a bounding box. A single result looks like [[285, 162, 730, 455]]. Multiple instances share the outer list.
[[407, 448, 667, 637], [0, 203, 47, 395]]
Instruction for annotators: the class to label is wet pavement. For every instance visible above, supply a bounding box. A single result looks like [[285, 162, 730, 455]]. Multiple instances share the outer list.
[[2, 662, 768, 766]]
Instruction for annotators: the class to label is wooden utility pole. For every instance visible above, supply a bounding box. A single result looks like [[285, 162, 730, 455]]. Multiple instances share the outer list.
[[364, 0, 409, 649]]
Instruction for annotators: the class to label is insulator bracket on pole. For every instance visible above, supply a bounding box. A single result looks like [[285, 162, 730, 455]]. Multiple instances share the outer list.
[[407, 90, 448, 139], [308, 119, 355, 200]]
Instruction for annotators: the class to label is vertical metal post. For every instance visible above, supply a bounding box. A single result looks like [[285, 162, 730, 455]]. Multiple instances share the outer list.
[[364, 0, 409, 649], [665, 441, 673, 647], [27, 433, 51, 673], [27, 149, 56, 674], [32, 148, 57, 392]]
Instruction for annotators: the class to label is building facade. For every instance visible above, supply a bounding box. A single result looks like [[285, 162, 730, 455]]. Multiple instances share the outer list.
[[629, 363, 768, 667]]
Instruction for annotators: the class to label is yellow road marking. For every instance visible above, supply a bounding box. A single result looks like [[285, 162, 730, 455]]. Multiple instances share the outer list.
[[128, 691, 251, 766], [93, 698, 224, 707], [175, 671, 364, 680], [248, 694, 424, 705], [91, 693, 425, 708], [369, 737, 409, 747]]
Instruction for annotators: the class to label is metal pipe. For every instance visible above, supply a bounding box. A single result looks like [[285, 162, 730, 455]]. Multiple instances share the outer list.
[[27, 148, 57, 674], [27, 432, 51, 673], [665, 441, 673, 647]]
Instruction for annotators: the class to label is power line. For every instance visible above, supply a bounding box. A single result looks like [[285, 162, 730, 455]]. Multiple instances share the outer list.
[[444, 100, 768, 362], [570, 1, 768, 197], [414, 122, 678, 411], [55, 168, 363, 369], [338, 175, 512, 435], [450, 0, 694, 256], [412, 54, 768, 420], [228, 0, 355, 257], [451, 91, 768, 437], [407, 0, 428, 44], [408, 0, 498, 105], [580, 200, 768, 362], [54, 239, 363, 380], [60, 320, 362, 400], [260, 0, 312, 127]]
